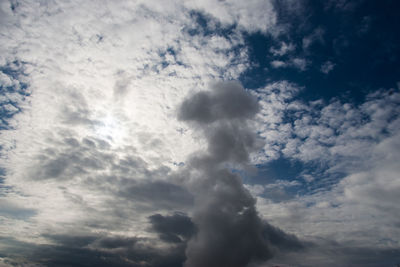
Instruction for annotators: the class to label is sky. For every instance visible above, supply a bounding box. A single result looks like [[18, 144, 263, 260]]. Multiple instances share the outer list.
[[0, 0, 400, 266]]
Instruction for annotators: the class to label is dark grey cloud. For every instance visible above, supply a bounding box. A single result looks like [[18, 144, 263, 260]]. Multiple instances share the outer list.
[[94, 236, 139, 249], [178, 81, 302, 267], [31, 132, 165, 184], [110, 154, 153, 178], [59, 89, 98, 126], [0, 233, 186, 267], [149, 212, 196, 243], [25, 130, 194, 228], [262, 222, 303, 252], [184, 168, 272, 267], [119, 180, 194, 210], [178, 81, 259, 124], [0, 63, 30, 130], [7, 81, 307, 267], [206, 122, 260, 163], [32, 135, 115, 180], [42, 234, 99, 248], [271, 238, 400, 267], [2, 234, 398, 267]]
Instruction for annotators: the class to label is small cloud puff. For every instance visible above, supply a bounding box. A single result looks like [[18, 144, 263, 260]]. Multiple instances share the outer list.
[[320, 60, 335, 74]]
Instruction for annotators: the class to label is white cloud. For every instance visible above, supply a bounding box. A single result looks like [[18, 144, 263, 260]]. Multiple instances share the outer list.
[[253, 86, 400, 249], [185, 0, 277, 33], [269, 42, 296, 56], [1, 1, 399, 265], [291, 57, 308, 71], [258, 132, 400, 249], [320, 60, 335, 74], [252, 81, 302, 162], [252, 84, 400, 246], [270, 60, 287, 68], [302, 27, 325, 50], [257, 87, 400, 169], [0, 71, 14, 87], [270, 58, 308, 71]]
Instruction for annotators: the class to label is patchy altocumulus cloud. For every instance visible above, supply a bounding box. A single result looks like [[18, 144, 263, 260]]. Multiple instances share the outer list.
[[252, 85, 400, 264]]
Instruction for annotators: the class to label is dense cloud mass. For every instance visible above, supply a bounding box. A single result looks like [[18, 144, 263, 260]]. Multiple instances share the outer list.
[[148, 212, 196, 243], [1, 0, 400, 266], [0, 234, 187, 267], [179, 81, 259, 123], [178, 82, 272, 267]]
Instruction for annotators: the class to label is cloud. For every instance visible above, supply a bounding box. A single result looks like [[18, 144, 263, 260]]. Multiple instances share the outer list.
[[119, 180, 194, 210], [262, 222, 303, 252], [291, 57, 308, 71], [324, 0, 362, 11], [148, 212, 196, 243], [246, 180, 302, 203], [185, 0, 277, 33], [269, 42, 296, 56], [0, 2, 299, 265], [0, 216, 304, 267], [270, 60, 287, 68], [177, 81, 305, 266], [320, 60, 335, 74], [0, 0, 257, 227], [0, 234, 186, 267], [244, 84, 400, 261], [0, 199, 36, 220], [1, 1, 399, 266], [302, 27, 325, 50], [252, 81, 302, 162], [178, 81, 259, 124], [254, 83, 400, 168], [270, 58, 308, 71], [267, 237, 400, 267], [178, 81, 272, 266], [252, 87, 400, 261]]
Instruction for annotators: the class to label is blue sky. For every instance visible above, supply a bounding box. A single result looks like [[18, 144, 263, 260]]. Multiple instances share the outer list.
[[0, 1, 399, 266]]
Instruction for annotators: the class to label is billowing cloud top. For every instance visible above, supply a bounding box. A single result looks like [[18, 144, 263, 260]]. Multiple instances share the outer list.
[[179, 81, 259, 123]]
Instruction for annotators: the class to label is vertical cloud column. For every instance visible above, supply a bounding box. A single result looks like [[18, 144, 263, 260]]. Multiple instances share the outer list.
[[178, 81, 271, 267]]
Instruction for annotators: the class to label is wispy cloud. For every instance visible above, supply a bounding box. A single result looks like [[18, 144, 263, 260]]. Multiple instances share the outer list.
[[269, 42, 296, 56], [302, 27, 325, 50], [320, 60, 335, 74], [270, 58, 308, 71]]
